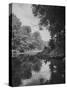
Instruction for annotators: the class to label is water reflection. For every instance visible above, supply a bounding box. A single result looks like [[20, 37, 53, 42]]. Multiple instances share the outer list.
[[21, 60, 51, 86]]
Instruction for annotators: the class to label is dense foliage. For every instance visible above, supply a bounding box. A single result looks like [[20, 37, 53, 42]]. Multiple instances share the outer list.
[[32, 5, 65, 51]]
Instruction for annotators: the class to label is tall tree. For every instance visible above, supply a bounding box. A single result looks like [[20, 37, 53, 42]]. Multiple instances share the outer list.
[[32, 5, 65, 50], [9, 14, 22, 50]]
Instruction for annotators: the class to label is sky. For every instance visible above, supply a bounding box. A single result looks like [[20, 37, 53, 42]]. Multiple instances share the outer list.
[[12, 3, 51, 41]]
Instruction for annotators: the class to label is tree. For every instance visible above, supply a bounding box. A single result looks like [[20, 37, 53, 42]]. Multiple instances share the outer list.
[[32, 31, 44, 50], [9, 14, 33, 52], [49, 39, 55, 50], [9, 13, 22, 49], [32, 5, 65, 50], [16, 26, 34, 51], [9, 14, 21, 30]]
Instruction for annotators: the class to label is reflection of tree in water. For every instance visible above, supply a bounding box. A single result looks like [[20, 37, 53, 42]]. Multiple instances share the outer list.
[[9, 5, 65, 86]]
